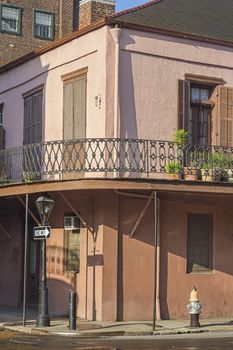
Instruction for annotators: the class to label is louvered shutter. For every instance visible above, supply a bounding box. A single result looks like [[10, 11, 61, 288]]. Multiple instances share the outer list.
[[74, 77, 86, 139], [64, 82, 73, 140], [217, 86, 233, 147], [24, 91, 42, 145], [0, 127, 5, 150], [178, 80, 190, 131]]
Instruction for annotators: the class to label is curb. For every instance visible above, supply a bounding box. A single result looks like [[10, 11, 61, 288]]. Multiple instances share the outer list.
[[3, 323, 233, 338]]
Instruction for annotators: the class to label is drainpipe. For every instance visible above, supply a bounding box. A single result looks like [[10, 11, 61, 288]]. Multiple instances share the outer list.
[[110, 26, 122, 140], [152, 190, 158, 332], [59, 0, 63, 38], [156, 198, 161, 321]]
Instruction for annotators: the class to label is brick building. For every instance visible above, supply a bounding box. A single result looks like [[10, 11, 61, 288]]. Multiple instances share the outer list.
[[0, 0, 115, 65]]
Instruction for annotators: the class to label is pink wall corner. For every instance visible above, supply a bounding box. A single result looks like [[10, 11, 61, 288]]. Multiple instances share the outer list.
[[102, 191, 119, 321]]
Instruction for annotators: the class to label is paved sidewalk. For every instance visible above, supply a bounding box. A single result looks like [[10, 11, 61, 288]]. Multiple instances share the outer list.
[[1, 307, 233, 337]]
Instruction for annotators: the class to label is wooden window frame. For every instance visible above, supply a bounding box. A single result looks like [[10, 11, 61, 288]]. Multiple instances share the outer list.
[[33, 9, 55, 41], [62, 67, 88, 140], [0, 5, 22, 35], [187, 213, 213, 274], [64, 213, 81, 273], [178, 75, 225, 146], [23, 88, 43, 145], [0, 103, 3, 126]]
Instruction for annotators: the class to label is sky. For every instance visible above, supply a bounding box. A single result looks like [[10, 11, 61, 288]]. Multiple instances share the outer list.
[[116, 0, 148, 11]]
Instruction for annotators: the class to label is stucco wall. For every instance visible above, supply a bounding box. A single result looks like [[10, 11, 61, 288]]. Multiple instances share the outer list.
[[3, 26, 233, 148], [0, 26, 108, 149], [0, 200, 23, 307], [118, 29, 233, 140], [160, 194, 233, 319]]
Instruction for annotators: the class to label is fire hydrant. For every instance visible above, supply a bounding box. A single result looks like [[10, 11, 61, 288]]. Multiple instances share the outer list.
[[187, 286, 202, 327]]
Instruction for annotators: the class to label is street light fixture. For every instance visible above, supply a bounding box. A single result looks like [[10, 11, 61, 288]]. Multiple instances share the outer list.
[[35, 195, 54, 327]]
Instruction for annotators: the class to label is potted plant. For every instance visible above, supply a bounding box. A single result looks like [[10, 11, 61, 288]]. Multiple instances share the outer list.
[[172, 129, 189, 145], [165, 161, 182, 180], [22, 171, 37, 183], [201, 152, 226, 182], [173, 129, 199, 181]]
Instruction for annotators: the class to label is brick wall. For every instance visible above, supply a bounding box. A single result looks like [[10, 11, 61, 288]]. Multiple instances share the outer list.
[[79, 0, 115, 29], [0, 0, 74, 64]]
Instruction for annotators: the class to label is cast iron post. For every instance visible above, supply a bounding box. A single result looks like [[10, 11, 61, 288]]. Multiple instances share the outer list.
[[35, 195, 54, 327], [37, 236, 50, 327]]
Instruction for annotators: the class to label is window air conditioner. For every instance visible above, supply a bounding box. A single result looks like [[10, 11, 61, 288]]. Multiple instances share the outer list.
[[64, 216, 80, 230]]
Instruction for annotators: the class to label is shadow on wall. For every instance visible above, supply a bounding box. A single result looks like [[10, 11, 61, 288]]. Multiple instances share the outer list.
[[47, 244, 78, 315], [48, 278, 74, 315], [119, 35, 143, 179], [0, 55, 50, 181], [116, 193, 233, 321]]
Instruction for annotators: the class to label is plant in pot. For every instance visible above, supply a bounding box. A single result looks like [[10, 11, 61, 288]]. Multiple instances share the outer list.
[[172, 129, 199, 181], [165, 160, 182, 180], [201, 152, 225, 182], [22, 170, 37, 183]]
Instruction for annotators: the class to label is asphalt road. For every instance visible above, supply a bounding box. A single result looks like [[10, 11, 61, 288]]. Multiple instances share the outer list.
[[0, 330, 233, 349]]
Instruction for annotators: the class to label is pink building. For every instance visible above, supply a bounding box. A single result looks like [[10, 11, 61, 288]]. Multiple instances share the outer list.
[[1, 0, 233, 322]]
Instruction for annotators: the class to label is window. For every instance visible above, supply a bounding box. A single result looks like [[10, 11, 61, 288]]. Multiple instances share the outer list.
[[64, 215, 80, 272], [189, 86, 212, 146], [0, 5, 21, 34], [177, 75, 233, 147], [187, 213, 213, 273], [62, 69, 87, 140], [0, 104, 3, 126], [23, 89, 43, 145], [34, 11, 54, 40], [0, 104, 5, 150]]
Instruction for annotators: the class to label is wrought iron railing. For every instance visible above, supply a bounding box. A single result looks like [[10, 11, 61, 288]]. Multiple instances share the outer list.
[[0, 138, 233, 185]]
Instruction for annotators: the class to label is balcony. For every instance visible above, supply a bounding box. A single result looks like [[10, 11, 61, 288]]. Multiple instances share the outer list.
[[0, 138, 233, 186]]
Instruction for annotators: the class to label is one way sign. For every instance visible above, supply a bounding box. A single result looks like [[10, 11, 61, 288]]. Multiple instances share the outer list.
[[33, 226, 51, 240]]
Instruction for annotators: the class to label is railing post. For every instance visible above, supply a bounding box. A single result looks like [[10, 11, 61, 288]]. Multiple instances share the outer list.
[[146, 140, 149, 177]]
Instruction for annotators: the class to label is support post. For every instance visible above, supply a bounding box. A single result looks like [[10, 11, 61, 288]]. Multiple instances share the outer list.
[[69, 291, 77, 330], [152, 190, 157, 332], [23, 193, 29, 326]]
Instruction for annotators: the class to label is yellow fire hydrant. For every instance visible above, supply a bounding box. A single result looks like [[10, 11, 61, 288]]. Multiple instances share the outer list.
[[187, 286, 202, 327]]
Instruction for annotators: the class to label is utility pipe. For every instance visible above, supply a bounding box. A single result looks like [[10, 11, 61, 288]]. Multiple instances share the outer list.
[[59, 0, 63, 38], [156, 198, 161, 321], [22, 194, 29, 326], [153, 190, 158, 332]]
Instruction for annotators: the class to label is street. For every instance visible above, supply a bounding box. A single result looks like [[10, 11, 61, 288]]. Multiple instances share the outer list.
[[0, 330, 233, 349]]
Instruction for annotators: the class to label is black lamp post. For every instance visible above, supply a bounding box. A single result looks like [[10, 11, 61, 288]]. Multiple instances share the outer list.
[[35, 195, 54, 327]]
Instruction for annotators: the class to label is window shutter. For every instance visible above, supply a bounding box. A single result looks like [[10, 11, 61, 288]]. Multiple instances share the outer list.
[[217, 86, 233, 147], [73, 77, 86, 139], [0, 127, 5, 150], [24, 90, 42, 145], [178, 80, 190, 131], [187, 213, 213, 273], [64, 82, 74, 140]]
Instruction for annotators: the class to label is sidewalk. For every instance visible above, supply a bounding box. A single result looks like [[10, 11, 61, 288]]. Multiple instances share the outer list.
[[1, 306, 233, 337]]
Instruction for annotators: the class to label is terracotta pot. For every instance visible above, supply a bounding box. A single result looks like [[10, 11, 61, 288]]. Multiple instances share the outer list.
[[168, 173, 180, 180], [201, 169, 213, 182], [183, 167, 198, 181]]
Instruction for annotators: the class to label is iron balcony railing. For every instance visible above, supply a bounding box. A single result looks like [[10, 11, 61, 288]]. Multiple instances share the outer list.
[[0, 138, 233, 185]]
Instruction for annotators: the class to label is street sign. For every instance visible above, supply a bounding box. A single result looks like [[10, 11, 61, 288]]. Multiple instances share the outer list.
[[33, 226, 51, 240]]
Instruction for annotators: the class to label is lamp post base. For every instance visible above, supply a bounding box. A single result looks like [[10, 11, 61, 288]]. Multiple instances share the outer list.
[[37, 285, 50, 327], [37, 314, 50, 327]]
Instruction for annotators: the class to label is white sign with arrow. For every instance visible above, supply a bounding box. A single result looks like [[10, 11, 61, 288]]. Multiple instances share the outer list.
[[33, 226, 51, 240]]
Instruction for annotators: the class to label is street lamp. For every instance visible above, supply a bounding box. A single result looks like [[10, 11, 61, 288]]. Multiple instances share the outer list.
[[35, 195, 54, 327]]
